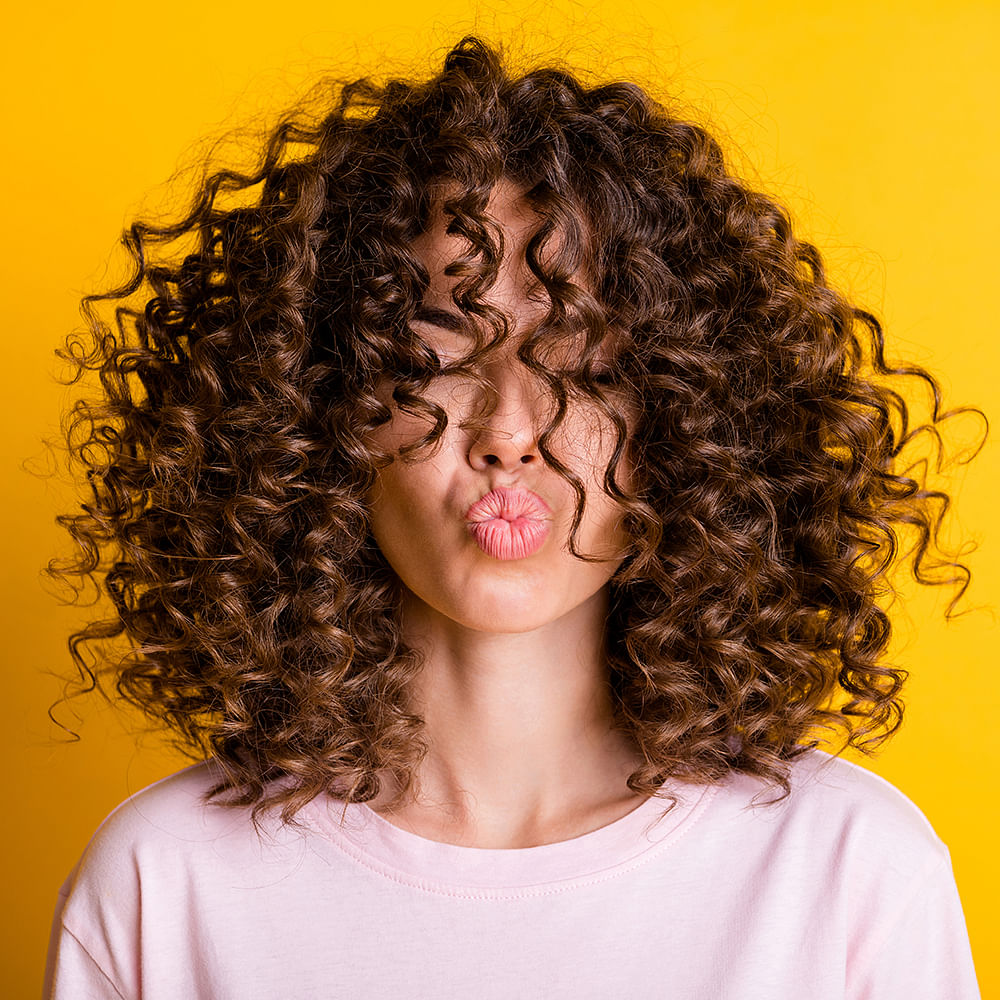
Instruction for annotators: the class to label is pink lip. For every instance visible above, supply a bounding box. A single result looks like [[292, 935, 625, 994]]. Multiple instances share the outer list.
[[464, 487, 552, 560]]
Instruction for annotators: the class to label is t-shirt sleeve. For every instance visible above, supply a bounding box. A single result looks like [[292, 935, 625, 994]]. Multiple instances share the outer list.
[[45, 923, 128, 1000], [43, 863, 128, 1000], [849, 850, 980, 1000]]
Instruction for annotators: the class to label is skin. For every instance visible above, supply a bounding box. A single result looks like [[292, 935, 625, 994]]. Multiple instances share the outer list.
[[364, 179, 648, 848]]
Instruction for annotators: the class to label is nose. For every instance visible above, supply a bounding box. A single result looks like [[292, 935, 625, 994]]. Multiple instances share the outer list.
[[466, 360, 546, 473]]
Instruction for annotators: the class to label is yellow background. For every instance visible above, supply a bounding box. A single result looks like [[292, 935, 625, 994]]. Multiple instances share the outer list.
[[4, 1, 997, 995]]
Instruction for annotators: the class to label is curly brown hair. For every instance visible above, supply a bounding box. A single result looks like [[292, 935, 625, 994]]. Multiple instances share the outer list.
[[43, 34, 985, 825]]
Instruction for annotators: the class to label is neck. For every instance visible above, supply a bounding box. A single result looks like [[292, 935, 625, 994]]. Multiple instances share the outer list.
[[370, 585, 645, 847]]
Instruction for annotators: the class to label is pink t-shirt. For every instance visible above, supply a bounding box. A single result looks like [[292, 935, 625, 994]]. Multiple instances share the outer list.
[[43, 750, 979, 998]]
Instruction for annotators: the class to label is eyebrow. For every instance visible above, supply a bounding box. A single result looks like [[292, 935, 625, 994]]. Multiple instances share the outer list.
[[412, 305, 471, 334], [411, 305, 623, 360]]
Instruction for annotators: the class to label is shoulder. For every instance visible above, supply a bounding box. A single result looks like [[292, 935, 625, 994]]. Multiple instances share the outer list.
[[76, 759, 244, 859], [58, 760, 312, 933], [52, 764, 317, 998], [716, 749, 950, 879], [61, 760, 300, 902], [789, 749, 944, 843]]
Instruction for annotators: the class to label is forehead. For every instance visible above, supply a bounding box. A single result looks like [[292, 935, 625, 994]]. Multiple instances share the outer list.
[[412, 178, 594, 331]]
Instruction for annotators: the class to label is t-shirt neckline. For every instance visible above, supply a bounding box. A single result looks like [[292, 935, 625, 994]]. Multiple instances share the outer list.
[[305, 778, 716, 898]]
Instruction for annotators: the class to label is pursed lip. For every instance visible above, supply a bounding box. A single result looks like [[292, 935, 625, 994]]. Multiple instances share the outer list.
[[464, 487, 552, 523]]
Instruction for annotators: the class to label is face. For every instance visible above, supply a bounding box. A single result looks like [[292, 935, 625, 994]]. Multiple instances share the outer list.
[[366, 179, 635, 635]]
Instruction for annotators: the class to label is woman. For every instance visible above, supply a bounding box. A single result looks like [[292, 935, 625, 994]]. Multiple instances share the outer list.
[[43, 34, 982, 998]]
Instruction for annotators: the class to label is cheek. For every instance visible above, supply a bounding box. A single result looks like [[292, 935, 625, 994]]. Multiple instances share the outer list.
[[369, 377, 470, 449], [366, 466, 427, 579], [564, 401, 635, 489]]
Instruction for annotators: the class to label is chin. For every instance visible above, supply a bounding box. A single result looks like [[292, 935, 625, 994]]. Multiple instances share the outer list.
[[446, 595, 559, 633], [456, 610, 559, 634]]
